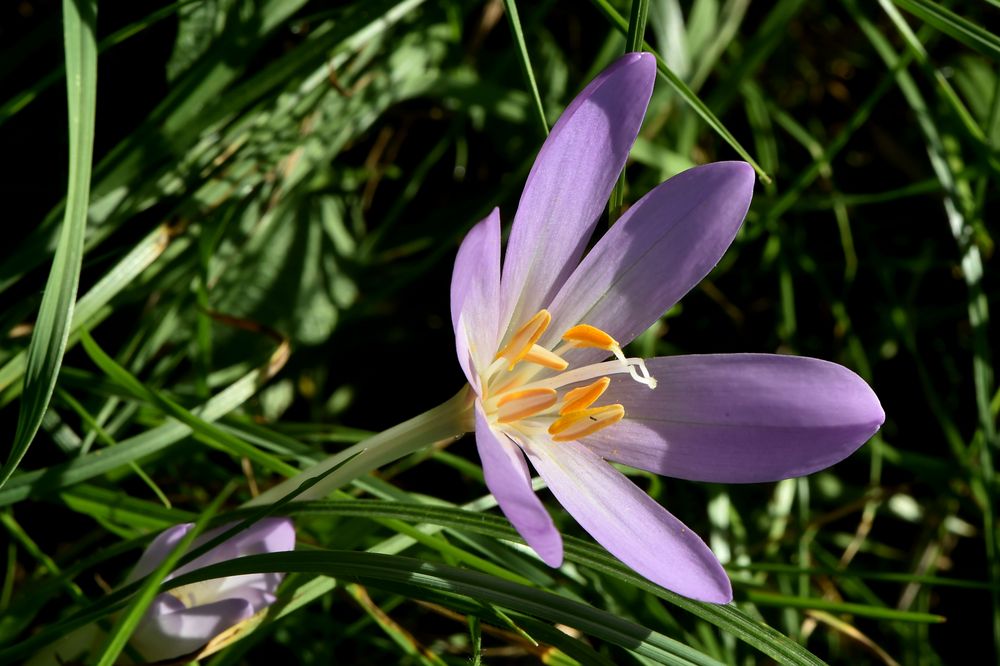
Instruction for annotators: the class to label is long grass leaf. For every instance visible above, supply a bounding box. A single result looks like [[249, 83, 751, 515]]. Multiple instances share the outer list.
[[79, 331, 298, 476], [0, 224, 173, 400], [168, 551, 722, 666], [609, 0, 651, 223], [500, 0, 548, 136], [237, 500, 828, 664], [0, 0, 98, 489], [0, 341, 289, 507], [588, 0, 771, 183], [892, 0, 1000, 62]]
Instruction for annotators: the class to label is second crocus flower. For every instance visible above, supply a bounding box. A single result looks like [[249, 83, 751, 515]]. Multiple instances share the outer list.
[[126, 517, 295, 662]]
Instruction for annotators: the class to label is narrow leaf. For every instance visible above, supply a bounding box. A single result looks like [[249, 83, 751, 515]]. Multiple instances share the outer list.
[[588, 0, 771, 183], [0, 0, 98, 488], [501, 0, 548, 135], [893, 0, 1000, 62]]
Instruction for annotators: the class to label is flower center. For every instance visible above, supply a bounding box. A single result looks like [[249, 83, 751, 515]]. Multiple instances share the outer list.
[[165, 572, 261, 609], [479, 309, 656, 442], [167, 579, 226, 608]]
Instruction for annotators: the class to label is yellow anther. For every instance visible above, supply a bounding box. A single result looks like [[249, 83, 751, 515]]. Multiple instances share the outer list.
[[548, 404, 625, 442], [562, 324, 619, 351], [496, 310, 551, 368], [559, 377, 611, 415], [496, 387, 558, 423], [523, 344, 568, 371]]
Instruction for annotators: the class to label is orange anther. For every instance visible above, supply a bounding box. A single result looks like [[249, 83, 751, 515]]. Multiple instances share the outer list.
[[523, 344, 568, 371], [562, 324, 618, 351], [496, 310, 552, 368], [547, 404, 625, 442], [496, 387, 558, 423], [559, 377, 611, 415]]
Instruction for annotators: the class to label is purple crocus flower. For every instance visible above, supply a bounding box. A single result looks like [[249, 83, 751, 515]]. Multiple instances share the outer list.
[[126, 518, 295, 662], [450, 52, 884, 603]]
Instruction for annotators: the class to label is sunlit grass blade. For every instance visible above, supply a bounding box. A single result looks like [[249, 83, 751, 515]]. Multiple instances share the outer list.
[[0, 0, 98, 489], [878, 0, 1000, 172], [0, 224, 173, 401], [79, 331, 298, 476], [892, 0, 1000, 62], [744, 591, 945, 623], [60, 484, 196, 530], [500, 0, 548, 136], [0, 340, 289, 507], [609, 0, 650, 223], [168, 550, 724, 666], [237, 499, 828, 665], [588, 0, 771, 183]]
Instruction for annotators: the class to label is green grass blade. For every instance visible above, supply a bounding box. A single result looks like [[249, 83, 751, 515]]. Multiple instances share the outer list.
[[500, 0, 548, 136], [0, 342, 289, 507], [609, 0, 651, 223], [625, 0, 652, 55], [0, 1, 188, 126], [588, 0, 771, 183], [78, 331, 299, 476], [878, 0, 1000, 172], [168, 551, 723, 666], [744, 591, 945, 624], [0, 0, 98, 489], [892, 0, 1000, 62], [0, 224, 174, 400], [235, 500, 828, 665], [60, 484, 196, 530]]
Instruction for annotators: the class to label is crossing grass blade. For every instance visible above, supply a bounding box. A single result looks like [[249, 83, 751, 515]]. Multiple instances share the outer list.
[[232, 500, 830, 665], [588, 0, 772, 183], [0, 224, 174, 401], [0, 0, 98, 489], [78, 331, 299, 476], [160, 550, 725, 666], [892, 0, 1000, 62], [500, 0, 548, 136], [609, 0, 651, 223], [0, 339, 289, 508]]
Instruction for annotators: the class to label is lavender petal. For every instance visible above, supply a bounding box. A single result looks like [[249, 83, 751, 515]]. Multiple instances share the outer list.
[[126, 524, 193, 584], [131, 596, 255, 662], [524, 437, 732, 602], [172, 517, 295, 580], [498, 53, 655, 337], [476, 405, 563, 566], [584, 354, 885, 483], [451, 208, 502, 385], [545, 162, 754, 363]]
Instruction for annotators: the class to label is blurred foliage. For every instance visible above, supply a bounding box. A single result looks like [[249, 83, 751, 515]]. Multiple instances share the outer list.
[[0, 0, 998, 664]]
